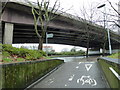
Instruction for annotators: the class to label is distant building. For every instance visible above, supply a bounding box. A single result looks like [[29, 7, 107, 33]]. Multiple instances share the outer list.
[[43, 45, 55, 52]]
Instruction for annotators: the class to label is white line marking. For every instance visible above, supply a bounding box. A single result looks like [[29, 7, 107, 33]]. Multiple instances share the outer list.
[[109, 67, 120, 80], [49, 81, 54, 84], [85, 64, 92, 71], [68, 74, 75, 81], [76, 66, 79, 69], [85, 62, 94, 63], [65, 84, 67, 86], [79, 62, 82, 64]]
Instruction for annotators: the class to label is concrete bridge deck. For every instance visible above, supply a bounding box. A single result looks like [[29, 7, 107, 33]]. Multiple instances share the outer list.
[[1, 1, 120, 49]]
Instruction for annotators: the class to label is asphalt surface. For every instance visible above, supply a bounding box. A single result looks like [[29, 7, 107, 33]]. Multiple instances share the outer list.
[[30, 56, 109, 88]]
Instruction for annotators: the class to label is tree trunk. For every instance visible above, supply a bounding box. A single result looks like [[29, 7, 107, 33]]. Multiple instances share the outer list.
[[38, 37, 43, 50], [86, 37, 89, 58], [86, 32, 89, 58], [102, 31, 107, 56], [102, 42, 106, 56]]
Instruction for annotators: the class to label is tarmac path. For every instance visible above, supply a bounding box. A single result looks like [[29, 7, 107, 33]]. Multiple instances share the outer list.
[[31, 56, 109, 88]]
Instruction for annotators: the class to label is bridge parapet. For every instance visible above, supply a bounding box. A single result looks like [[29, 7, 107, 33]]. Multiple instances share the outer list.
[[7, 0, 106, 30], [98, 57, 120, 88]]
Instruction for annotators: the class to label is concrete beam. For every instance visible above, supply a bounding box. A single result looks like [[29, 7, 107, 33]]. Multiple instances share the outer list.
[[3, 23, 14, 44]]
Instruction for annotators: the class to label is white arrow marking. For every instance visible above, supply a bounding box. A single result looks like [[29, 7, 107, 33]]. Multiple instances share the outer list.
[[85, 64, 92, 71]]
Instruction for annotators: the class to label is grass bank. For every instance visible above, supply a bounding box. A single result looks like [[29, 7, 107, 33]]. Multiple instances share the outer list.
[[1, 44, 47, 63], [108, 51, 120, 59]]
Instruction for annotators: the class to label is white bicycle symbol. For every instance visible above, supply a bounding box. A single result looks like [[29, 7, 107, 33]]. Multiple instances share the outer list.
[[77, 76, 97, 86]]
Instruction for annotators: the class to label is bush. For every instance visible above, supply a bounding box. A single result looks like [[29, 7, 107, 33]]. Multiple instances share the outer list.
[[3, 58, 13, 62], [16, 58, 25, 62], [108, 51, 120, 59], [48, 50, 85, 56], [2, 51, 10, 57], [38, 50, 47, 56], [2, 44, 46, 61]]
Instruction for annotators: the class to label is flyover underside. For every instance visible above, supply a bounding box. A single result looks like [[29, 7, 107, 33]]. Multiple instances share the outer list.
[[2, 3, 120, 49], [5, 23, 119, 49]]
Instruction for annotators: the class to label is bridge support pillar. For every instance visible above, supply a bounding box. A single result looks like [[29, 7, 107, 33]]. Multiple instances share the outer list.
[[3, 23, 14, 44]]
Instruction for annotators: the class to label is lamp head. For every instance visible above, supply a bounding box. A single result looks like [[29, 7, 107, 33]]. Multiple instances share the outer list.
[[97, 4, 106, 8]]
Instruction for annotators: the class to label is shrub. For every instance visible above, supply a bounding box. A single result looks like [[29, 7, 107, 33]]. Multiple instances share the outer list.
[[16, 58, 25, 62], [2, 51, 10, 57], [3, 58, 13, 62], [38, 50, 47, 56], [2, 44, 46, 61], [108, 51, 120, 59], [25, 50, 43, 60]]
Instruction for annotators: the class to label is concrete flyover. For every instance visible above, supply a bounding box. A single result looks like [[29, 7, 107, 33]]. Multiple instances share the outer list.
[[1, 1, 120, 50]]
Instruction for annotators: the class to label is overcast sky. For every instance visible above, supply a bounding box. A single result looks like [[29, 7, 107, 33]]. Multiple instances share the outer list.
[[23, 0, 119, 52], [29, 0, 119, 15]]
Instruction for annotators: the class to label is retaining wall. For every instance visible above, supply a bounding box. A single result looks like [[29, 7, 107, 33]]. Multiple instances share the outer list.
[[0, 59, 64, 89], [98, 57, 120, 89]]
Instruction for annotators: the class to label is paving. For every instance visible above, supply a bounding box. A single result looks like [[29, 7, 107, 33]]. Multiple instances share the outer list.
[[30, 56, 109, 88]]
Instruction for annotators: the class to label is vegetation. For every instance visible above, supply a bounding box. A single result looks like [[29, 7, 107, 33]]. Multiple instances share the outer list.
[[48, 50, 85, 56], [28, 0, 65, 50], [2, 59, 64, 88], [1, 44, 47, 63], [108, 51, 120, 59], [1, 44, 64, 88]]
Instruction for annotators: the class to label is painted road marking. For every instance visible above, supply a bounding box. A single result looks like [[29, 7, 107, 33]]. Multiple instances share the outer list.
[[109, 67, 120, 80], [85, 62, 95, 63], [79, 62, 82, 64], [77, 76, 97, 86], [68, 74, 75, 81], [65, 84, 67, 87], [85, 64, 92, 71], [76, 66, 79, 69], [45, 78, 55, 84]]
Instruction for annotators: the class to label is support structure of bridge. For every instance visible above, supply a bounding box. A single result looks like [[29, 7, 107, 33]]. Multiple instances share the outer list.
[[1, 1, 120, 51]]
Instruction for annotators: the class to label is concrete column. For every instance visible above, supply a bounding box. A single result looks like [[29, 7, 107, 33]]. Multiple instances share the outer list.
[[3, 23, 14, 44]]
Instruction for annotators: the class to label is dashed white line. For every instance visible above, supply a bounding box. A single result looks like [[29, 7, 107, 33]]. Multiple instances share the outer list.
[[79, 62, 82, 64], [68, 74, 75, 81], [49, 81, 54, 84], [65, 84, 67, 87], [76, 66, 79, 69]]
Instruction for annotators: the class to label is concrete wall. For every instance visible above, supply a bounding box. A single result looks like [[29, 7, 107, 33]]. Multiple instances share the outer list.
[[3, 23, 14, 44]]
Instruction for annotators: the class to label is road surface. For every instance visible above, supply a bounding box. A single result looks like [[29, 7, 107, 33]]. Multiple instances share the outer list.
[[30, 56, 109, 88]]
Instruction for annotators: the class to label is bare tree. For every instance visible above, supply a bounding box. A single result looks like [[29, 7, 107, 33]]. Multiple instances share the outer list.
[[78, 3, 100, 57], [1, 0, 9, 14], [28, 0, 65, 50], [107, 0, 120, 32]]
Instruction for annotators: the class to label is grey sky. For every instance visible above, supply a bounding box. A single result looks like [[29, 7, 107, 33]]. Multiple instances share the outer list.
[[21, 0, 119, 52]]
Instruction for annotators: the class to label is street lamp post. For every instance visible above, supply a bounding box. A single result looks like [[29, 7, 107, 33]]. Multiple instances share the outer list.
[[97, 4, 112, 55]]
